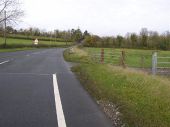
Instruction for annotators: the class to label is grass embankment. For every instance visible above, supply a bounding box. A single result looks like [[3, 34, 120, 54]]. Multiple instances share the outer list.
[[0, 37, 73, 48], [86, 48, 170, 68], [64, 47, 170, 127]]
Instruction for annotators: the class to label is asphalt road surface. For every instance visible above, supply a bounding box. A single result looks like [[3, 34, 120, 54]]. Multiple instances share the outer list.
[[0, 48, 113, 127]]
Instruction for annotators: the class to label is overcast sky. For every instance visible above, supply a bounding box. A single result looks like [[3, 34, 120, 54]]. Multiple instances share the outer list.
[[18, 0, 170, 36]]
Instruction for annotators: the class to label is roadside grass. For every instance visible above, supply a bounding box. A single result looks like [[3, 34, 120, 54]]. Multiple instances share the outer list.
[[86, 48, 170, 68], [0, 48, 36, 53], [0, 37, 73, 48], [64, 47, 90, 63], [64, 47, 170, 127]]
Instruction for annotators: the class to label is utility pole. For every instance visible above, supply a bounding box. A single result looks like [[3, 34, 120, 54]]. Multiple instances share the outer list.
[[50, 32, 52, 42], [55, 30, 56, 42], [4, 10, 7, 48], [65, 32, 67, 46]]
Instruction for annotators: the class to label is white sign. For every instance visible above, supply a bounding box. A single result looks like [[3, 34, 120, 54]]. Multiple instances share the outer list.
[[34, 39, 39, 45]]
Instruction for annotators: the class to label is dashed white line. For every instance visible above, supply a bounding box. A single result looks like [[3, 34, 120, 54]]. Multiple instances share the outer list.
[[53, 74, 67, 127], [0, 60, 10, 65]]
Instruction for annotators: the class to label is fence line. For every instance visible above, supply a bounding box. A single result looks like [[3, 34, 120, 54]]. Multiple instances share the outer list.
[[152, 52, 157, 75], [89, 49, 170, 75], [89, 49, 127, 68]]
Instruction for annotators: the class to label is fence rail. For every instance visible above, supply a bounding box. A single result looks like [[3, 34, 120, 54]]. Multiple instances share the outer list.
[[152, 52, 170, 75], [88, 49, 170, 75]]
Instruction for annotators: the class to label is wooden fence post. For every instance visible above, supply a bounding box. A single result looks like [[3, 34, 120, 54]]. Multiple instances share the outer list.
[[120, 50, 126, 68], [141, 56, 145, 69], [152, 52, 157, 75], [112, 48, 114, 65], [101, 48, 104, 64]]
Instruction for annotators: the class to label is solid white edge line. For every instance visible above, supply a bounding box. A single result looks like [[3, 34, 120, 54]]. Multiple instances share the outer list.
[[0, 60, 10, 65], [53, 74, 67, 127]]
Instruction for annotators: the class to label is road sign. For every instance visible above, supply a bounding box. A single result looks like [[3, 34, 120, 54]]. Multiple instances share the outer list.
[[34, 39, 39, 45]]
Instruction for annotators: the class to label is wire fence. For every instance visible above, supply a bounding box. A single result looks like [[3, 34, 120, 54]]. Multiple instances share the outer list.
[[89, 49, 151, 67], [87, 48, 170, 75]]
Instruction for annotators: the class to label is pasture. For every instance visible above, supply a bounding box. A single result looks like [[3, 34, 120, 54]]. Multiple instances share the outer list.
[[86, 48, 170, 68], [0, 37, 73, 48]]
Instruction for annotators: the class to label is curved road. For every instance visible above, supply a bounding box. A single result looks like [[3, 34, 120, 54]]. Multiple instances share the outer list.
[[0, 48, 112, 127]]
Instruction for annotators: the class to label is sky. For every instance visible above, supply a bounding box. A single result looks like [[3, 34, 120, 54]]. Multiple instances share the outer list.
[[18, 0, 170, 36]]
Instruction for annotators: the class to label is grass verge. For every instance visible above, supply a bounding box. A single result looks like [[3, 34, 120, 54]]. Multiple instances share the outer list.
[[0, 47, 36, 53], [64, 47, 170, 127]]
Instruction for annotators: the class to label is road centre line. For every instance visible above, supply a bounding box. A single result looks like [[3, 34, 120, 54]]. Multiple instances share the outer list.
[[53, 74, 67, 127], [0, 60, 10, 65]]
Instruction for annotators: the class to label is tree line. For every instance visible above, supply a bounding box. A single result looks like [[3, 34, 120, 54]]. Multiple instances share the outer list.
[[84, 28, 170, 50], [0, 26, 90, 42], [1, 26, 170, 50]]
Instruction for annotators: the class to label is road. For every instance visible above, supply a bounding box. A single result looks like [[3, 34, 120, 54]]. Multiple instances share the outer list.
[[0, 48, 113, 127]]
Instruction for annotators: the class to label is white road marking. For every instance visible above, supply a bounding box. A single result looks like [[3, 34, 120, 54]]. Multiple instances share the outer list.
[[53, 74, 67, 127], [26, 54, 30, 56], [0, 60, 10, 65]]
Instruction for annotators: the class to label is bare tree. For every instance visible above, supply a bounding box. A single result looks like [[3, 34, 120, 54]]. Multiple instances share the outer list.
[[0, 0, 23, 24]]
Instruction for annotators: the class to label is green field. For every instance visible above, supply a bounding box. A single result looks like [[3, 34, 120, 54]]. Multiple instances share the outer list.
[[64, 47, 170, 127], [86, 48, 170, 68], [5, 34, 67, 42], [0, 37, 73, 48]]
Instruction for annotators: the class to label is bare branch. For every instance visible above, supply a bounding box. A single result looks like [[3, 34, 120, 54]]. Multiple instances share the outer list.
[[0, 0, 23, 24]]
